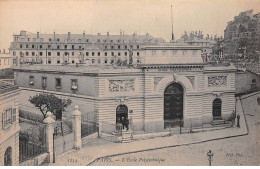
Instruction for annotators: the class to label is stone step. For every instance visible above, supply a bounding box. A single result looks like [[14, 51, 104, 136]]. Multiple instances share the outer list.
[[211, 120, 225, 125]]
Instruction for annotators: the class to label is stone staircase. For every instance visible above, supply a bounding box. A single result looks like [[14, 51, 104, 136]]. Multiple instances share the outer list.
[[211, 119, 225, 126], [121, 130, 133, 143]]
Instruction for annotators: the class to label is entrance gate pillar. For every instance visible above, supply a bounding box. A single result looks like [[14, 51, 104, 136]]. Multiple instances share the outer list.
[[43, 111, 55, 163], [72, 105, 82, 150]]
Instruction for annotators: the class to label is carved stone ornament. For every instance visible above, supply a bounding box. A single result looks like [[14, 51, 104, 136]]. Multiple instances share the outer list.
[[208, 76, 227, 87], [154, 77, 163, 90], [109, 80, 135, 92], [186, 76, 195, 88]]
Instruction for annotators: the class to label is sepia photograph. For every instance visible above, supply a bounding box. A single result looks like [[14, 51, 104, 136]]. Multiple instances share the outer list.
[[0, 0, 259, 166]]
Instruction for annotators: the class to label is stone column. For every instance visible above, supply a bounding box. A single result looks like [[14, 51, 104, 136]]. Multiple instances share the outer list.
[[43, 111, 55, 163], [72, 105, 82, 149]]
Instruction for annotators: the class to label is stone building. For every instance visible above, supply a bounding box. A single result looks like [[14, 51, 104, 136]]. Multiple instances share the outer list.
[[9, 30, 165, 66], [176, 31, 222, 62], [0, 50, 13, 70], [224, 10, 260, 62], [0, 81, 20, 166], [14, 43, 236, 134]]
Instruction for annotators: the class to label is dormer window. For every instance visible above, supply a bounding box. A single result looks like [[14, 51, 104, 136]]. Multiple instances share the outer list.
[[71, 79, 78, 90], [29, 76, 34, 86]]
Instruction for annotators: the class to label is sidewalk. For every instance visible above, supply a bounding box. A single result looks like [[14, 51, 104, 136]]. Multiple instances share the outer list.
[[50, 98, 248, 166]]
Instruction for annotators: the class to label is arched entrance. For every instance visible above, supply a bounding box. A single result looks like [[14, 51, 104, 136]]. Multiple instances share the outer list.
[[4, 147, 12, 166], [116, 104, 128, 124], [212, 98, 222, 118], [164, 83, 184, 128]]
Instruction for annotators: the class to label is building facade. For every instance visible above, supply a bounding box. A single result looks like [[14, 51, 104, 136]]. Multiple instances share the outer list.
[[9, 31, 165, 66], [0, 81, 20, 166], [176, 31, 222, 62], [0, 51, 13, 70], [14, 44, 236, 134]]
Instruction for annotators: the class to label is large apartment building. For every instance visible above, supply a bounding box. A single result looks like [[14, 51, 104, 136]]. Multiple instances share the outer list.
[[10, 30, 165, 66]]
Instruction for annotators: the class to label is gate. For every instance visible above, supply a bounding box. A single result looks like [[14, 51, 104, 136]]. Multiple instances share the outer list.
[[19, 125, 46, 163], [81, 114, 98, 138]]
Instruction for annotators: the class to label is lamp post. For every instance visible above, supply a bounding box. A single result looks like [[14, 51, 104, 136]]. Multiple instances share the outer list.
[[207, 150, 214, 166]]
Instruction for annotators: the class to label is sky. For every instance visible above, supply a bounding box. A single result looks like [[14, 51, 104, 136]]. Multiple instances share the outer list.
[[0, 0, 260, 50]]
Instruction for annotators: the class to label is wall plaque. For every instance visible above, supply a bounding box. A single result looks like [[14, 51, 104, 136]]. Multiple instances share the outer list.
[[109, 80, 135, 92]]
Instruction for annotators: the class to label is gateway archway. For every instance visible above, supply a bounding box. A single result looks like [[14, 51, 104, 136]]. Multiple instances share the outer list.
[[116, 104, 128, 124], [164, 82, 184, 128]]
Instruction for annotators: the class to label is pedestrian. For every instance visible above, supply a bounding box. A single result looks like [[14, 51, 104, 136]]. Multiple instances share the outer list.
[[237, 114, 240, 128], [232, 110, 236, 127], [125, 118, 129, 130], [121, 117, 125, 130]]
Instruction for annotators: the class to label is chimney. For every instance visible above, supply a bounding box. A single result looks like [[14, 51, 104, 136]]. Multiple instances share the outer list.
[[37, 32, 39, 39], [83, 31, 86, 40], [53, 31, 56, 40], [68, 32, 71, 40], [3, 49, 6, 54]]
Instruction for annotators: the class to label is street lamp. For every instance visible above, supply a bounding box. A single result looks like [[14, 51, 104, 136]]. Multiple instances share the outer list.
[[207, 150, 214, 166]]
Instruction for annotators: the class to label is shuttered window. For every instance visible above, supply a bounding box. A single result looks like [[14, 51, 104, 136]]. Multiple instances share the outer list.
[[2, 108, 15, 129]]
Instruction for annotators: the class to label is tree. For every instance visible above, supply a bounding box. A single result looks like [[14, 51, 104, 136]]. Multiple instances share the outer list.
[[29, 93, 72, 119]]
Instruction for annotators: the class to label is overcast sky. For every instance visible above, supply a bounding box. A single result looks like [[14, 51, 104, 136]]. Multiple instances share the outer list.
[[0, 0, 260, 50]]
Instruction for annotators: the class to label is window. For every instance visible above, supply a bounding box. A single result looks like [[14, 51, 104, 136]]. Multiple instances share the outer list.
[[32, 45, 34, 48], [105, 52, 107, 56], [86, 39, 89, 42], [72, 45, 74, 49], [26, 45, 28, 48], [92, 59, 95, 63], [79, 46, 81, 50], [212, 98, 222, 117], [118, 52, 121, 56], [71, 79, 78, 90], [92, 52, 95, 56], [57, 52, 60, 56], [29, 76, 34, 86], [64, 45, 67, 49], [26, 52, 29, 56], [4, 147, 12, 166], [57, 38, 60, 42], [48, 59, 51, 64], [97, 39, 100, 42], [49, 38, 52, 42], [57, 45, 60, 49], [104, 59, 108, 64], [125, 52, 127, 56], [48, 45, 51, 49], [13, 52, 16, 56], [20, 44, 22, 48], [111, 46, 114, 49], [55, 78, 62, 88], [105, 46, 107, 49], [72, 52, 74, 56], [125, 45, 127, 49], [32, 52, 35, 56], [118, 45, 120, 49], [2, 108, 16, 129], [98, 52, 100, 56], [57, 59, 60, 64], [39, 52, 43, 56], [137, 45, 139, 49], [111, 52, 114, 56], [252, 79, 256, 84], [137, 52, 139, 56], [72, 60, 75, 64], [40, 45, 42, 49], [48, 52, 51, 56], [110, 40, 113, 43], [86, 52, 89, 56]]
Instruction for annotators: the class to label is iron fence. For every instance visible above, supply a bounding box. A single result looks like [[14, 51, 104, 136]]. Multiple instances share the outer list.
[[81, 114, 98, 138]]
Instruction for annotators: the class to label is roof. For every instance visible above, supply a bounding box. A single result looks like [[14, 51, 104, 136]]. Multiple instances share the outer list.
[[14, 31, 165, 44], [0, 81, 19, 94]]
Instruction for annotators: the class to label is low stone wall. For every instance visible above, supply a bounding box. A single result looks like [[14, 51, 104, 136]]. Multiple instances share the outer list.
[[19, 153, 49, 166]]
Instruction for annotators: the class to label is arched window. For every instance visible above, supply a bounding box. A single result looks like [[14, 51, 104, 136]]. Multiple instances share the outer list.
[[4, 147, 12, 166], [212, 98, 222, 118]]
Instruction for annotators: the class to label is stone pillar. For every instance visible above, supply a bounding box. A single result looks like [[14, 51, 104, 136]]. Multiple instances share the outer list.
[[72, 105, 82, 149], [43, 111, 55, 163]]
